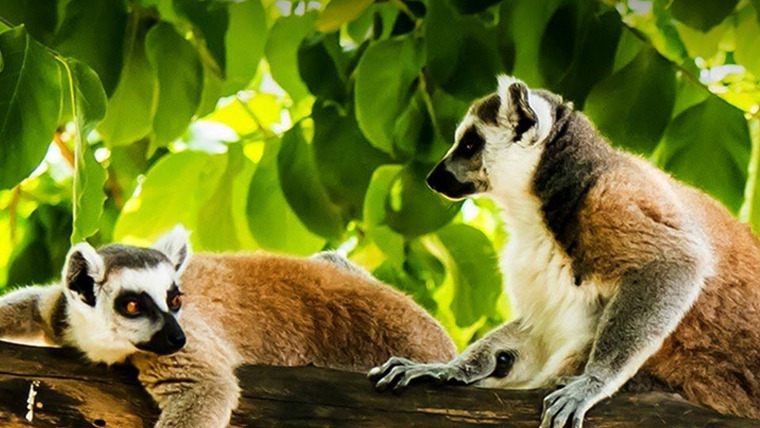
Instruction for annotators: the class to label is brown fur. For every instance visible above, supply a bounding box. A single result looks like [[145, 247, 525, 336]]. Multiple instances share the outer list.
[[128, 251, 455, 427], [579, 154, 760, 418], [178, 252, 456, 369]]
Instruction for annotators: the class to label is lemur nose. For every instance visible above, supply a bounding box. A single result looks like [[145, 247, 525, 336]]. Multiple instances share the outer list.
[[169, 331, 186, 349]]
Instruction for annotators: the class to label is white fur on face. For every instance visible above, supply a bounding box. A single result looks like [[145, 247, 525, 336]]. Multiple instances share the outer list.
[[65, 263, 179, 365]]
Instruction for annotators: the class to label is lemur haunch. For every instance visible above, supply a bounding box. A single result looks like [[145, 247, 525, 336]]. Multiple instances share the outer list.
[[0, 227, 455, 428], [370, 75, 760, 427]]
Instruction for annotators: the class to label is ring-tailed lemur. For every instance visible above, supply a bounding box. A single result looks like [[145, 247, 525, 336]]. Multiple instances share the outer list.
[[370, 75, 760, 427], [0, 226, 455, 428]]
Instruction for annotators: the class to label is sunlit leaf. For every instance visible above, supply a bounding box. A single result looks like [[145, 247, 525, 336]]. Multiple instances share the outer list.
[[312, 102, 390, 218], [222, 0, 266, 95], [53, 0, 128, 95], [436, 224, 502, 327], [97, 19, 157, 146], [246, 140, 325, 255], [277, 123, 345, 240], [173, 0, 229, 73], [382, 162, 461, 236], [65, 59, 108, 243], [0, 26, 62, 190], [114, 150, 227, 245], [355, 37, 423, 153], [316, 0, 374, 33], [265, 11, 317, 102], [734, 7, 760, 77], [146, 23, 203, 147]]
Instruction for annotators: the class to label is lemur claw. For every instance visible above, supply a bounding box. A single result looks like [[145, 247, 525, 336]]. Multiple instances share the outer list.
[[540, 374, 604, 428], [369, 357, 455, 392]]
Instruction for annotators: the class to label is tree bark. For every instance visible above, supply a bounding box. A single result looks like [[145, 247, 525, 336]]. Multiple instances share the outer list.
[[0, 341, 753, 427]]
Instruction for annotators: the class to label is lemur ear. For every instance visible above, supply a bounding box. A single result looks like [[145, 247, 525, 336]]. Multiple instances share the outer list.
[[497, 75, 538, 141], [63, 243, 105, 306], [152, 225, 192, 274]]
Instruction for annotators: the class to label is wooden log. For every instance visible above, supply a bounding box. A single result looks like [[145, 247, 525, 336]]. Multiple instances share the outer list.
[[0, 341, 754, 427]]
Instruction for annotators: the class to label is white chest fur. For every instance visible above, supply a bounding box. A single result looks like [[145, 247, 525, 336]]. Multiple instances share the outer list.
[[499, 200, 604, 388]]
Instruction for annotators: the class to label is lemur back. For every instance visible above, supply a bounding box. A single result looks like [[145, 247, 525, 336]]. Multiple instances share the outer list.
[[177, 252, 455, 370]]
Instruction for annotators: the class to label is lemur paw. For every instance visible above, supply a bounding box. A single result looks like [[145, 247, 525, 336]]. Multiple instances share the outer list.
[[540, 374, 605, 428], [368, 357, 457, 392]]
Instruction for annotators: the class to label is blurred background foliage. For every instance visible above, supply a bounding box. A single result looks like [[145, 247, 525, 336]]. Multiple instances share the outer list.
[[1, 0, 759, 349]]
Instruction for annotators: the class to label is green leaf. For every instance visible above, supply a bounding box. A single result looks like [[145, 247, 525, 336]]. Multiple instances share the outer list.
[[0, 26, 62, 190], [173, 0, 229, 73], [97, 19, 157, 146], [363, 164, 404, 226], [449, 0, 502, 15], [265, 12, 317, 102], [246, 140, 325, 255], [298, 34, 346, 102], [538, 2, 622, 107], [195, 144, 256, 251], [114, 150, 228, 244], [584, 47, 676, 154], [734, 7, 760, 77], [670, 0, 738, 32], [222, 0, 266, 95], [0, 0, 57, 44], [436, 224, 502, 327], [277, 123, 345, 240], [53, 0, 128, 95], [675, 20, 726, 60], [425, 0, 505, 100], [146, 23, 203, 147], [656, 96, 750, 213], [65, 59, 108, 243], [383, 162, 462, 236], [312, 102, 390, 218], [316, 0, 374, 33], [355, 37, 423, 153]]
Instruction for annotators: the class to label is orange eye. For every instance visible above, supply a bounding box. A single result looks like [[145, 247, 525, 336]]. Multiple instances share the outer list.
[[169, 294, 182, 311], [125, 300, 140, 315]]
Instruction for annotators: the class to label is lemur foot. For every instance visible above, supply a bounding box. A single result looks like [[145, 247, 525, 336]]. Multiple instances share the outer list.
[[540, 374, 605, 428], [368, 357, 462, 392]]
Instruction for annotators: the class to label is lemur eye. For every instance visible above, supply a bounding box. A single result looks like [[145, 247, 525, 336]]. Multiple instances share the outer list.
[[124, 300, 140, 316], [465, 142, 475, 152], [168, 292, 183, 312]]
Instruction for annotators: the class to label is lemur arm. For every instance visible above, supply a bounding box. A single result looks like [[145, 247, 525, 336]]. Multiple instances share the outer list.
[[0, 286, 54, 340], [541, 259, 704, 428], [369, 319, 528, 391]]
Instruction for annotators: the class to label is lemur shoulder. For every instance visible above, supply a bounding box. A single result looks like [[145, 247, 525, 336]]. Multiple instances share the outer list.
[[371, 75, 760, 427], [0, 227, 455, 428]]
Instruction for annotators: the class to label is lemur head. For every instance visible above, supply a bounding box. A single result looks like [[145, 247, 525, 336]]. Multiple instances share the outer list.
[[61, 226, 191, 364], [427, 75, 567, 200]]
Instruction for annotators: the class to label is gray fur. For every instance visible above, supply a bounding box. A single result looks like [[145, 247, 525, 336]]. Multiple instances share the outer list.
[[311, 251, 374, 280]]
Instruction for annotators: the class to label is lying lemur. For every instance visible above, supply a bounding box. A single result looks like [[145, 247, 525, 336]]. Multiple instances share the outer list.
[[371, 75, 760, 427], [0, 226, 455, 427]]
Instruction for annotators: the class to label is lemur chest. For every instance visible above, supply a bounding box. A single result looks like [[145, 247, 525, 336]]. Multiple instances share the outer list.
[[502, 224, 604, 351]]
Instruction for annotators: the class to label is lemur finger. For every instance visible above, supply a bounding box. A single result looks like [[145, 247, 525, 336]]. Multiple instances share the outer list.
[[541, 393, 569, 427], [374, 365, 409, 392], [367, 356, 414, 380], [391, 366, 444, 392], [549, 399, 575, 428], [571, 413, 585, 428]]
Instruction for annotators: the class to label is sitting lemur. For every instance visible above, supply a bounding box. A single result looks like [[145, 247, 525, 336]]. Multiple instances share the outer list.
[[371, 75, 760, 428]]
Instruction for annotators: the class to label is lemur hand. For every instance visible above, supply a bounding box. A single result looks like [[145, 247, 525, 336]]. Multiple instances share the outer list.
[[368, 357, 463, 392], [540, 374, 606, 428]]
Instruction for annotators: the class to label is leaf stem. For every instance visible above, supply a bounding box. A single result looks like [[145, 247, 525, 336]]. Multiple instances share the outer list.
[[389, 0, 422, 30], [53, 130, 75, 168], [418, 71, 439, 131]]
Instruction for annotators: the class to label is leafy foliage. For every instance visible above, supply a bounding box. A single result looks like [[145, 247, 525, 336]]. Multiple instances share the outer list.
[[2, 0, 760, 347]]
